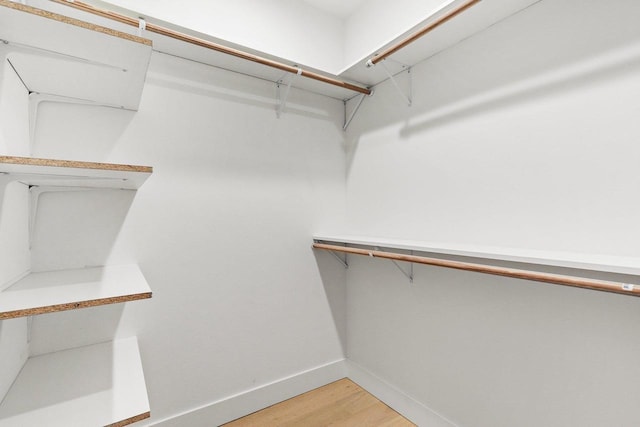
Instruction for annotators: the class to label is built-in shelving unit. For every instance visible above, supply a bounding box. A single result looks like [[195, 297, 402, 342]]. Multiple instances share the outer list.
[[0, 264, 151, 320], [0, 0, 152, 110], [0, 154, 154, 424], [0, 2, 155, 424], [0, 156, 153, 189], [0, 337, 150, 427]]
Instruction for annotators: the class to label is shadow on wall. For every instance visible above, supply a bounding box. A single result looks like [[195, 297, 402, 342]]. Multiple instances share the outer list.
[[344, 251, 640, 426], [30, 189, 136, 272], [145, 52, 339, 125], [313, 250, 348, 354], [32, 102, 136, 162], [29, 303, 126, 356], [345, 0, 640, 168], [399, 45, 640, 140]]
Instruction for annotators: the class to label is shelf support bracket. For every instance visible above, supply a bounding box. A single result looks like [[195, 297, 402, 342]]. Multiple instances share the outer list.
[[328, 249, 348, 269], [276, 67, 302, 118], [375, 60, 412, 107], [315, 241, 349, 269], [373, 246, 413, 282], [391, 254, 414, 283], [343, 90, 372, 131], [27, 316, 33, 343]]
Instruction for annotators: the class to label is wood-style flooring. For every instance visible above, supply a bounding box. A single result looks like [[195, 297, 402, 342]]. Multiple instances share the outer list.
[[222, 378, 416, 426]]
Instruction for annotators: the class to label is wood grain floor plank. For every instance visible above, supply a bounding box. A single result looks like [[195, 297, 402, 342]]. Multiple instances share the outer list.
[[222, 378, 415, 427]]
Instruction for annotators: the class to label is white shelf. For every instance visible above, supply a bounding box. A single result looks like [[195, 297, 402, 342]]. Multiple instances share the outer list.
[[0, 156, 153, 189], [0, 337, 150, 427], [0, 0, 152, 110], [339, 0, 540, 86], [0, 264, 152, 320], [313, 234, 640, 276]]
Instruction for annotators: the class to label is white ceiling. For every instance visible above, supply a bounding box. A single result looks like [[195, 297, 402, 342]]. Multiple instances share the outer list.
[[301, 0, 367, 19]]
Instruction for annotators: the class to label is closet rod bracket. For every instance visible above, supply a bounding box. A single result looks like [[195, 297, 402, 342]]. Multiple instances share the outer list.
[[314, 240, 348, 269], [391, 256, 413, 283], [276, 67, 302, 118], [375, 246, 413, 283], [328, 249, 348, 269], [343, 89, 373, 131]]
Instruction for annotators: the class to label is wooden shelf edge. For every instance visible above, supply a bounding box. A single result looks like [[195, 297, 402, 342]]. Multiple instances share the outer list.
[[0, 0, 151, 46], [0, 156, 153, 174], [106, 411, 151, 427], [0, 292, 152, 320]]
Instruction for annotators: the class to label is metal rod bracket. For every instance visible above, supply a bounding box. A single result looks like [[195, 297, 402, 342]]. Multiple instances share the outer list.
[[329, 250, 349, 269], [379, 60, 412, 106], [137, 17, 146, 36], [391, 259, 413, 283], [276, 67, 302, 118], [343, 92, 371, 131]]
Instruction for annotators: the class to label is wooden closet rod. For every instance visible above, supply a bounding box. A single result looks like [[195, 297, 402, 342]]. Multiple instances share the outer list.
[[368, 0, 482, 67], [52, 0, 372, 95], [313, 243, 640, 297]]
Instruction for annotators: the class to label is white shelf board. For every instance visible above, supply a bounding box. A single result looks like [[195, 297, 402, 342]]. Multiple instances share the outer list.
[[16, 0, 540, 101], [0, 0, 152, 110], [0, 264, 152, 320], [27, 0, 365, 101], [0, 156, 152, 190], [339, 0, 540, 86], [0, 336, 150, 427], [313, 234, 640, 276]]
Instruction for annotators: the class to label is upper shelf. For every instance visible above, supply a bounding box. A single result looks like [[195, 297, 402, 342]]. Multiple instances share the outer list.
[[0, 156, 153, 189], [0, 0, 152, 110], [28, 0, 541, 101], [340, 0, 541, 87], [0, 264, 152, 320], [313, 234, 640, 277], [0, 336, 150, 426]]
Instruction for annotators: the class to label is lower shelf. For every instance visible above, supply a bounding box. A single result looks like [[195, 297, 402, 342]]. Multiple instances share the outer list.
[[0, 264, 152, 319], [0, 337, 150, 426]]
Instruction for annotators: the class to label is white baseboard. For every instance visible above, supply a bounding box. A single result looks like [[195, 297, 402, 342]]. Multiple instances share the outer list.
[[346, 360, 458, 427], [149, 359, 348, 426], [148, 358, 456, 427]]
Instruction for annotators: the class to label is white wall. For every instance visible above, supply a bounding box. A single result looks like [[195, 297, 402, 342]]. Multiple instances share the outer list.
[[27, 52, 348, 424], [100, 0, 345, 73], [343, 0, 640, 425]]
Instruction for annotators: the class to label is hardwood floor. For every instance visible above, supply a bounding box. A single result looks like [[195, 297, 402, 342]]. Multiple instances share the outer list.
[[222, 378, 415, 427]]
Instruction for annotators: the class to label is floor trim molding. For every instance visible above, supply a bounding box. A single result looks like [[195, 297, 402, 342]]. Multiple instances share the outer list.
[[346, 360, 458, 427], [149, 359, 348, 426]]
